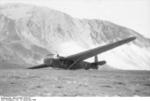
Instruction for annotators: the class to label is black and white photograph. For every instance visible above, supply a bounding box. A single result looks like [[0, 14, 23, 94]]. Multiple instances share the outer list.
[[0, 0, 150, 97]]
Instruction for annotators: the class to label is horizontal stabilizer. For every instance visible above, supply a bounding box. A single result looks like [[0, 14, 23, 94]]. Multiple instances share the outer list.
[[91, 61, 106, 66]]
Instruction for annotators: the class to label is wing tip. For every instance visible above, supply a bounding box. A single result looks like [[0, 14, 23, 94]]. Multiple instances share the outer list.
[[125, 36, 136, 43], [27, 64, 48, 69], [130, 36, 136, 40]]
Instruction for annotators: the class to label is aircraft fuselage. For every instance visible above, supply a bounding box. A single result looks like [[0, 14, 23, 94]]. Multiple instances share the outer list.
[[43, 58, 106, 70]]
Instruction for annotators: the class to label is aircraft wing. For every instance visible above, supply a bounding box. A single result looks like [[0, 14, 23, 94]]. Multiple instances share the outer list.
[[63, 37, 136, 62], [28, 64, 48, 69]]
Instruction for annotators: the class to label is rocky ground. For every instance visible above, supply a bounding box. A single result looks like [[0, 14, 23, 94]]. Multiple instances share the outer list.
[[0, 68, 150, 96]]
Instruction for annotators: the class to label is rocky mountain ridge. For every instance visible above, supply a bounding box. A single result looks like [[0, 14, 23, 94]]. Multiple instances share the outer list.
[[0, 4, 150, 70]]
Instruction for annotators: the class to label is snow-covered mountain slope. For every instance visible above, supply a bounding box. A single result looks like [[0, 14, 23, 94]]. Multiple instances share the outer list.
[[0, 4, 150, 70]]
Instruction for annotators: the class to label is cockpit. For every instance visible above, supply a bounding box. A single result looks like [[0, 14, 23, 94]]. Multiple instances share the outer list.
[[43, 53, 63, 65], [45, 53, 60, 59]]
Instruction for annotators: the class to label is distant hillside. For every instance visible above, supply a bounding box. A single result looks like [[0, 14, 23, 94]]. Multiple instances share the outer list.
[[0, 4, 150, 70]]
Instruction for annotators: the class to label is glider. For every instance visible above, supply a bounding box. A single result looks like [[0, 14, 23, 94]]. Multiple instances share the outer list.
[[28, 37, 136, 70]]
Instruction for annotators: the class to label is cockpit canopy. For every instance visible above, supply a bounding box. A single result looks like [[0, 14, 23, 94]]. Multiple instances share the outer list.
[[45, 53, 59, 59], [43, 53, 64, 65]]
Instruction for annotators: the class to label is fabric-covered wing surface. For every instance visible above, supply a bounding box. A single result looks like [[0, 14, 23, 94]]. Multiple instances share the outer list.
[[28, 64, 48, 69], [64, 37, 136, 62]]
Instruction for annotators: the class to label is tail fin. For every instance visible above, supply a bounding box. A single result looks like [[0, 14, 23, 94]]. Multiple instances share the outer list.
[[94, 55, 98, 69]]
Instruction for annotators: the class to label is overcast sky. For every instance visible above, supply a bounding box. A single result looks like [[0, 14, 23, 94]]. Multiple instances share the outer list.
[[1, 0, 150, 38]]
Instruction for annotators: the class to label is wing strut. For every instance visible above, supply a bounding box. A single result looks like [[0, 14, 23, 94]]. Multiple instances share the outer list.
[[67, 58, 81, 69]]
